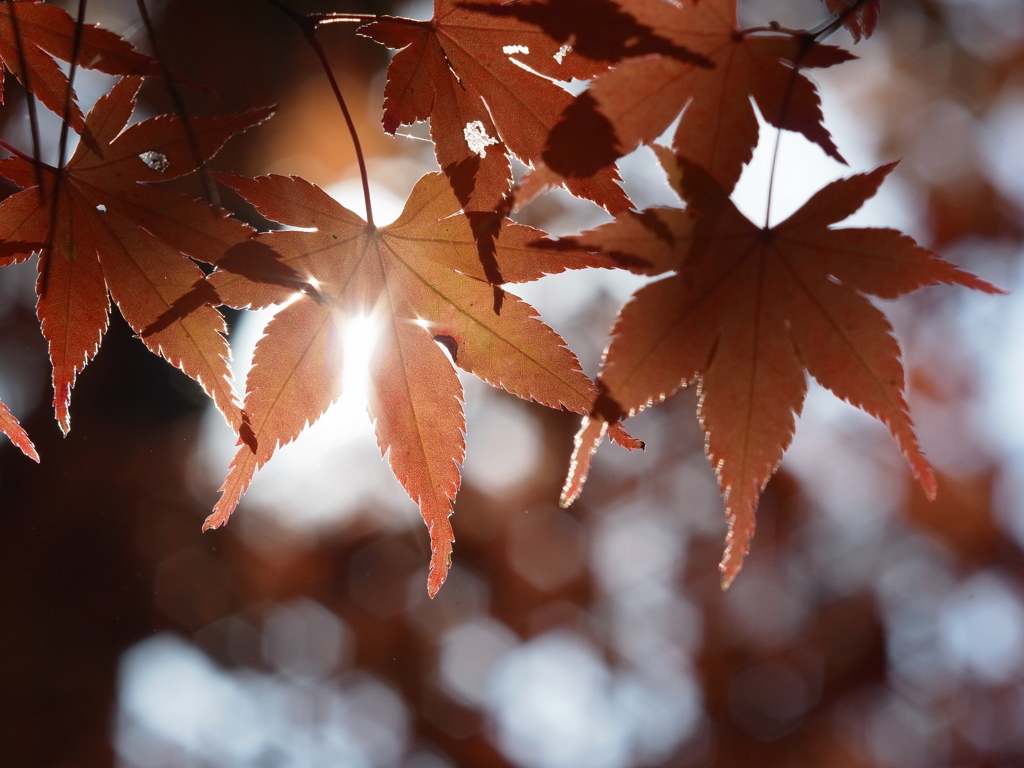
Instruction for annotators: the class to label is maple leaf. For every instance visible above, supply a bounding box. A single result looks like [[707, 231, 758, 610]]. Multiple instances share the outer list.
[[0, 76, 272, 433], [539, 0, 853, 193], [203, 171, 622, 596], [0, 0, 163, 133], [560, 149, 1003, 588], [823, 0, 881, 43], [0, 399, 38, 462], [356, 0, 637, 214]]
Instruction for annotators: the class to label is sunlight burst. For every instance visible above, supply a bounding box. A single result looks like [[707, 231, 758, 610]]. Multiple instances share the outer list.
[[338, 313, 380, 417]]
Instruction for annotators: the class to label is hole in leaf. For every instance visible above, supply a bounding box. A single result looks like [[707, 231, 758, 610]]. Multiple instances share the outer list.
[[139, 151, 170, 172], [434, 334, 458, 364]]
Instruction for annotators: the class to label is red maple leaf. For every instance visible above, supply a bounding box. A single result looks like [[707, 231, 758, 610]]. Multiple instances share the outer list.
[[0, 0, 163, 132], [543, 0, 853, 193], [204, 171, 625, 596], [0, 400, 38, 462], [560, 149, 1003, 587], [356, 0, 635, 214], [0, 76, 271, 432], [823, 0, 881, 43]]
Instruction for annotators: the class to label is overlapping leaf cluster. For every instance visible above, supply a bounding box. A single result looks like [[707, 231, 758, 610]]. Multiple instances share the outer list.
[[0, 0, 1001, 593]]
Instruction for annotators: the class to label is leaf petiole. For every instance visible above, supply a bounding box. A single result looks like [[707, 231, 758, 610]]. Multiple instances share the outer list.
[[0, 137, 55, 171], [266, 0, 375, 227]]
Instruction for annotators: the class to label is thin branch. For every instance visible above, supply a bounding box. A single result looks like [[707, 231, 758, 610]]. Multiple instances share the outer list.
[[41, 0, 88, 296], [54, 0, 86, 177], [6, 1, 44, 198]]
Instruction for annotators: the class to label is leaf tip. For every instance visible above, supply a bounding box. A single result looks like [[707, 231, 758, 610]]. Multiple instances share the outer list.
[[55, 399, 71, 437], [917, 464, 938, 502], [561, 416, 608, 507], [718, 530, 750, 591], [425, 515, 455, 599], [382, 114, 401, 135], [201, 510, 228, 532], [718, 488, 758, 590]]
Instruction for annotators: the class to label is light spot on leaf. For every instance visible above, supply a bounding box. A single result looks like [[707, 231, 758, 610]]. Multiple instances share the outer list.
[[139, 151, 169, 172], [503, 45, 529, 55], [464, 121, 499, 158], [554, 44, 572, 64], [341, 314, 379, 411], [96, 204, 107, 212]]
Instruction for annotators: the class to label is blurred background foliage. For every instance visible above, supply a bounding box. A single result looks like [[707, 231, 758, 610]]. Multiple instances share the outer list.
[[2, 0, 1024, 766]]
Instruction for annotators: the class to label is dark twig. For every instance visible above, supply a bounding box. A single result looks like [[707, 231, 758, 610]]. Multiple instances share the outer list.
[[6, 1, 44, 197], [40, 0, 88, 296]]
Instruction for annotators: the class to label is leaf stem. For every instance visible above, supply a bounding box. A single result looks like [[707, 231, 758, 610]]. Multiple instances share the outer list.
[[266, 0, 375, 227], [0, 136, 54, 169], [54, 0, 85, 180], [762, 0, 871, 225], [764, 125, 782, 229], [41, 0, 88, 297], [764, 33, 817, 229]]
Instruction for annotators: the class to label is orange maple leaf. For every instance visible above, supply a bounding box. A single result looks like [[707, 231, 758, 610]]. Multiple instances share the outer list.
[[822, 0, 881, 43], [561, 150, 1003, 587], [543, 0, 853, 193], [0, 400, 38, 462], [0, 0, 163, 132], [0, 76, 271, 432], [357, 0, 634, 214], [204, 171, 619, 596]]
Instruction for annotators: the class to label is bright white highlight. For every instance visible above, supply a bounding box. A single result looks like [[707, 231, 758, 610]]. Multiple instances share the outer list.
[[139, 151, 169, 172], [193, 305, 408, 534], [340, 314, 379, 413], [554, 44, 572, 64], [465, 120, 499, 158], [503, 45, 529, 55]]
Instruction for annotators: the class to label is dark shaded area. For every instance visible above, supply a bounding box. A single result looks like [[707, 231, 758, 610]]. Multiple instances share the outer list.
[[0, 310, 214, 768], [139, 276, 221, 337], [543, 90, 623, 179], [433, 333, 459, 363], [215, 239, 307, 293], [459, 0, 712, 67], [464, 209, 507, 314]]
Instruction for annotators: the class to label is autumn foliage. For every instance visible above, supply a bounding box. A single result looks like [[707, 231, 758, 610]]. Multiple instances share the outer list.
[[0, 0, 1001, 595]]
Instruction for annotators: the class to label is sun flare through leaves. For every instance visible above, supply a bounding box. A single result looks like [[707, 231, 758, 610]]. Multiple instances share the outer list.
[[204, 171, 618, 595]]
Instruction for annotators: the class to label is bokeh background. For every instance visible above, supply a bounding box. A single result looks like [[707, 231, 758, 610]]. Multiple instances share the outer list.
[[2, 0, 1024, 766]]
